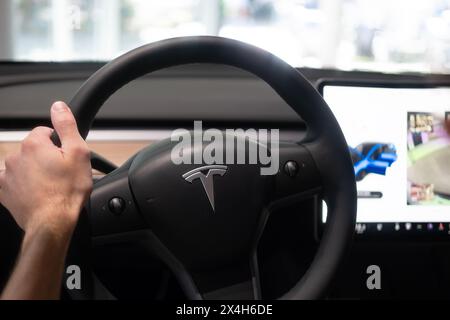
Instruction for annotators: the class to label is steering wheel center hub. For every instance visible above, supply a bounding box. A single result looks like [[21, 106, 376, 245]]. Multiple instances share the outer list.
[[128, 138, 270, 270]]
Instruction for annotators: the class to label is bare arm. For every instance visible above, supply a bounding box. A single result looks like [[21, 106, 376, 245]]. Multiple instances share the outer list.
[[1, 224, 72, 300], [0, 102, 92, 300]]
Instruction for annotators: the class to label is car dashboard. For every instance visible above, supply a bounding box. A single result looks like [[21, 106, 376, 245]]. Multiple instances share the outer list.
[[1, 62, 450, 299]]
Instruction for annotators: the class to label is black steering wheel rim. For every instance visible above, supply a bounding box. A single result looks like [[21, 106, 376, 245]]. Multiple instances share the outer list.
[[59, 36, 357, 300]]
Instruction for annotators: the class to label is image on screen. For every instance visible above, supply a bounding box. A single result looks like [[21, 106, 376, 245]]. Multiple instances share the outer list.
[[322, 84, 450, 224], [407, 112, 450, 206]]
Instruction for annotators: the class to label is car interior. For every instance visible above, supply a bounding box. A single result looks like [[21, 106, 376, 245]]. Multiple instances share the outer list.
[[1, 0, 450, 301]]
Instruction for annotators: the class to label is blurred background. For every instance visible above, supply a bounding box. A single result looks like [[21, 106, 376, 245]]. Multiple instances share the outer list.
[[1, 0, 450, 74]]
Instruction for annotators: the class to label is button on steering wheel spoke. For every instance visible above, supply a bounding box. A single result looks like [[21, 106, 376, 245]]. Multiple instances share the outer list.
[[89, 159, 145, 237], [269, 142, 323, 212]]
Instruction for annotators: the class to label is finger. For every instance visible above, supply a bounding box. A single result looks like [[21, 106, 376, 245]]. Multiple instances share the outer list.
[[30, 126, 54, 137], [50, 101, 84, 149], [25, 126, 55, 148], [4, 153, 19, 171], [21, 127, 54, 154]]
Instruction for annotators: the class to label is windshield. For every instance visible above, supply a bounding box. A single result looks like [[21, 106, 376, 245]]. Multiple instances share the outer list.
[[1, 0, 450, 74]]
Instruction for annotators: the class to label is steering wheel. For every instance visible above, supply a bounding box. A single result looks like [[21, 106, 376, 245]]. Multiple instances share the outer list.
[[56, 36, 356, 300]]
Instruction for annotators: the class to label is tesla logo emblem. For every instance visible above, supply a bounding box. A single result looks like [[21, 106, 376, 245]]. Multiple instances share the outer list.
[[182, 165, 228, 212]]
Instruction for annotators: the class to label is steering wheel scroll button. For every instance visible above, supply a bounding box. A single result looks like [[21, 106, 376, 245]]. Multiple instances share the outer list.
[[108, 197, 126, 215], [284, 161, 299, 177]]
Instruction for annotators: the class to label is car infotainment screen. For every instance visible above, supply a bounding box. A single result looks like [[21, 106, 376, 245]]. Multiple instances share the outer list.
[[320, 81, 450, 237]]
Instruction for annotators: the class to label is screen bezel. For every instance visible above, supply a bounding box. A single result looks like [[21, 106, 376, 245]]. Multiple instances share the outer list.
[[316, 78, 450, 240]]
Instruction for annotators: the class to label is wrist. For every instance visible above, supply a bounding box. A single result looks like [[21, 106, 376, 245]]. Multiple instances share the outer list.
[[24, 209, 79, 243], [23, 220, 74, 252]]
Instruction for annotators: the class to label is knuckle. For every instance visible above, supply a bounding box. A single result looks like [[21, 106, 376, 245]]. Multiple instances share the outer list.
[[22, 137, 38, 151], [71, 142, 90, 158], [22, 128, 47, 151], [34, 126, 50, 133], [30, 126, 50, 138], [4, 154, 15, 169]]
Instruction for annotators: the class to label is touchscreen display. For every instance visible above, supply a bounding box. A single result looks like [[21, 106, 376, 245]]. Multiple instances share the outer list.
[[321, 84, 450, 234]]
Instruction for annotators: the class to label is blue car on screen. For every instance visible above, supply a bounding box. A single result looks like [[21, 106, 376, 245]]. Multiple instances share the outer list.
[[349, 143, 397, 181]]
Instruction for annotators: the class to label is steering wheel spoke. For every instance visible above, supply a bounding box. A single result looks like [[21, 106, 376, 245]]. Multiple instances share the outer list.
[[269, 142, 323, 211], [89, 159, 146, 237], [91, 227, 263, 300], [192, 256, 262, 300]]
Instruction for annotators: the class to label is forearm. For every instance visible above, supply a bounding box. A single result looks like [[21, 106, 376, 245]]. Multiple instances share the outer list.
[[0, 223, 73, 300]]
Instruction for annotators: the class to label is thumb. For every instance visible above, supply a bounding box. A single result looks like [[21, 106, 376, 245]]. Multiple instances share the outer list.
[[51, 101, 83, 148]]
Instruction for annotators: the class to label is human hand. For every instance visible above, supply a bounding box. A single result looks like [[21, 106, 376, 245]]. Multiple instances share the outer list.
[[0, 102, 92, 237]]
